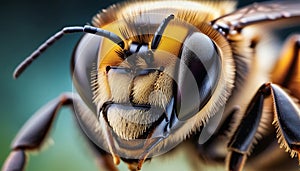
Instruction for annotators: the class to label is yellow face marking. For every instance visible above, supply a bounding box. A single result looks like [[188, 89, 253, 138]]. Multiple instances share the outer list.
[[157, 23, 190, 56]]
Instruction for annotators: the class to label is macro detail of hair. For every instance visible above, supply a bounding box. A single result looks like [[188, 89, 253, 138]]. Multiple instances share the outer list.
[[2, 0, 300, 171]]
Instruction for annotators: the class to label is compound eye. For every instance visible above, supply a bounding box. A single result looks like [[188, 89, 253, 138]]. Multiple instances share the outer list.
[[72, 34, 102, 112], [176, 32, 221, 120]]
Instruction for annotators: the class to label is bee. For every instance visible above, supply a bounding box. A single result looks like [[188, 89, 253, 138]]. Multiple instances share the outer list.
[[2, 0, 300, 171]]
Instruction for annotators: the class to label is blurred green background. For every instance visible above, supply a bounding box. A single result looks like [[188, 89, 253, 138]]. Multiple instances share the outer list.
[[0, 0, 295, 171], [0, 0, 120, 170]]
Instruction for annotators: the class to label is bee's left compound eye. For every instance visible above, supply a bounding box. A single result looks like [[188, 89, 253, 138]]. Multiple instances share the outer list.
[[175, 32, 221, 120]]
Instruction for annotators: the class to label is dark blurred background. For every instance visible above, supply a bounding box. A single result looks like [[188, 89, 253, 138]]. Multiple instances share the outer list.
[[0, 0, 296, 171]]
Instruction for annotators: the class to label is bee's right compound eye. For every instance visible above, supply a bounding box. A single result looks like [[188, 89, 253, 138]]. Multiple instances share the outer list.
[[72, 34, 102, 112], [175, 32, 221, 121]]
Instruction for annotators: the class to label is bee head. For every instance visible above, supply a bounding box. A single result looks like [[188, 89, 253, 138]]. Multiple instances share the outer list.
[[72, 13, 234, 159]]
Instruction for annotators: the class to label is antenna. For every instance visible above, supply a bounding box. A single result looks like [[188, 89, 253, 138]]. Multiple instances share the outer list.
[[151, 14, 175, 50], [13, 25, 125, 78]]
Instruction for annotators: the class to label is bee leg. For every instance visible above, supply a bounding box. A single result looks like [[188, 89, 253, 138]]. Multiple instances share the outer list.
[[1, 93, 75, 171], [271, 34, 300, 99], [226, 83, 300, 171], [269, 84, 300, 163], [226, 84, 269, 171]]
